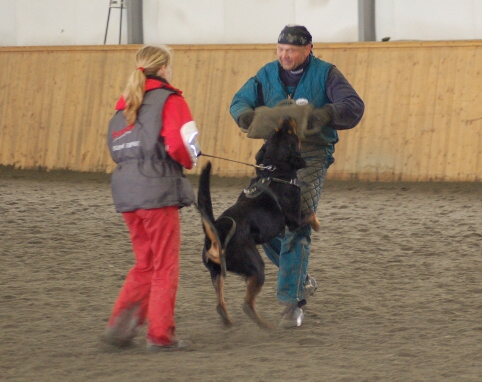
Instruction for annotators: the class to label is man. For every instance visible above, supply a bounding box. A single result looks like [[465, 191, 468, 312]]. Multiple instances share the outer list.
[[230, 25, 364, 328]]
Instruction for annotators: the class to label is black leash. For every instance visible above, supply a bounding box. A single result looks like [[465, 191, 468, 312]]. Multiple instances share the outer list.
[[200, 153, 275, 172]]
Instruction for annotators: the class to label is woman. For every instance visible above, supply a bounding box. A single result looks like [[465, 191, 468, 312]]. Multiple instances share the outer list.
[[102, 45, 200, 352]]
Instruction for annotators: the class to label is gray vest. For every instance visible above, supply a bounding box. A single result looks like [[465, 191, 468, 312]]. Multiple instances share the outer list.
[[107, 88, 195, 212]]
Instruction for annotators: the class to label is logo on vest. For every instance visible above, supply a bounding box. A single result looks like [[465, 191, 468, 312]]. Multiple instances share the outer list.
[[112, 141, 140, 151], [295, 98, 309, 105]]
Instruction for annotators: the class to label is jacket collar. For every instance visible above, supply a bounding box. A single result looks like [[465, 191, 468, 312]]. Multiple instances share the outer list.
[[115, 78, 181, 110]]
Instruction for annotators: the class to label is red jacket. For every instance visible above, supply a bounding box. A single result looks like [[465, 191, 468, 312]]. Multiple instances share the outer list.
[[115, 78, 195, 169]]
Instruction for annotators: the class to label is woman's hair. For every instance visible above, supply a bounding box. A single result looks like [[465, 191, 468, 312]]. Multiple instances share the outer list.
[[123, 45, 172, 125]]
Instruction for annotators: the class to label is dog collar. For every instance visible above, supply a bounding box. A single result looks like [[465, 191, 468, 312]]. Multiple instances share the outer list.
[[243, 177, 301, 199], [269, 177, 301, 187], [256, 164, 276, 172]]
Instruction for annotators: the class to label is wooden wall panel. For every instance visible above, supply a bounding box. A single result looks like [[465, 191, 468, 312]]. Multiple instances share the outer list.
[[0, 42, 480, 181]]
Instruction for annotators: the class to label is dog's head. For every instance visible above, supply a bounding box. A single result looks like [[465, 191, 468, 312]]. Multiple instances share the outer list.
[[255, 116, 306, 178], [275, 116, 299, 141], [271, 116, 303, 154]]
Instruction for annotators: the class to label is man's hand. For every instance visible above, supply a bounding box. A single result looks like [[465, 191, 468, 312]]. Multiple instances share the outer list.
[[238, 110, 255, 132], [306, 106, 333, 135]]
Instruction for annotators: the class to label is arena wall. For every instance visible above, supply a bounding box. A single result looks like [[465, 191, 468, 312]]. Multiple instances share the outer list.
[[0, 41, 480, 181]]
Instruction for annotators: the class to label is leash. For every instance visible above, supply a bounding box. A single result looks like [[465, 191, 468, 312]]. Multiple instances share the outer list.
[[200, 153, 276, 172]]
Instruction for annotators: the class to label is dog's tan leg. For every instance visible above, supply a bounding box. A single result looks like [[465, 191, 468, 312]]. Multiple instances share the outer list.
[[304, 212, 321, 232], [212, 275, 233, 327], [206, 245, 221, 265], [202, 219, 222, 264], [242, 276, 274, 330]]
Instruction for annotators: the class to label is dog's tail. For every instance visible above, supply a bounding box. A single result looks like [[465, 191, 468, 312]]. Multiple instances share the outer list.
[[197, 161, 215, 223], [197, 161, 229, 278]]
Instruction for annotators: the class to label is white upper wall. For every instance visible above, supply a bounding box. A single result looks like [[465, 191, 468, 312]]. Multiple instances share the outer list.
[[144, 0, 359, 45], [0, 0, 481, 47], [376, 0, 482, 41]]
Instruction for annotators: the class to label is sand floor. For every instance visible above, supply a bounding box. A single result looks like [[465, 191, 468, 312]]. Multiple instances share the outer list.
[[1, 167, 481, 381]]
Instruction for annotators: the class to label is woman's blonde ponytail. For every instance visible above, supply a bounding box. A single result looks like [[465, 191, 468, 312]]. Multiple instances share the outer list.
[[122, 45, 172, 125]]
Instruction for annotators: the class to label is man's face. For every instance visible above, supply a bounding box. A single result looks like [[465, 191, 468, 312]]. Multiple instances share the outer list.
[[277, 43, 311, 71]]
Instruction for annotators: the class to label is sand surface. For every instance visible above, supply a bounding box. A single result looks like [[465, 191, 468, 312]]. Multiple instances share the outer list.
[[1, 167, 481, 381]]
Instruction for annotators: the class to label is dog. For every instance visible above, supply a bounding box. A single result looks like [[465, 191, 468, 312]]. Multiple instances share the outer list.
[[197, 116, 320, 329]]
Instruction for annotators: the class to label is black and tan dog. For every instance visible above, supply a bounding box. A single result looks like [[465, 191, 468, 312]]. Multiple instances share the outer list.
[[197, 116, 320, 329]]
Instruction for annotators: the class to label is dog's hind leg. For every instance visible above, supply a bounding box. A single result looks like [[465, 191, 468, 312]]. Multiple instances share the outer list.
[[212, 274, 233, 327], [303, 212, 321, 232], [242, 276, 273, 330]]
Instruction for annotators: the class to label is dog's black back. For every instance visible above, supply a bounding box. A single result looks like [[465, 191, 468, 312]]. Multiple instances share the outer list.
[[198, 118, 306, 283]]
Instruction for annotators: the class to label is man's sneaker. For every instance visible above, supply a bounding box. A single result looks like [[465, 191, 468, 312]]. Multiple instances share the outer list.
[[279, 305, 304, 328], [147, 339, 193, 352], [302, 274, 318, 301]]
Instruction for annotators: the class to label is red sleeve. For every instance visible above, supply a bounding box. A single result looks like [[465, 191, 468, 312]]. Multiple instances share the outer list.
[[161, 94, 195, 170]]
